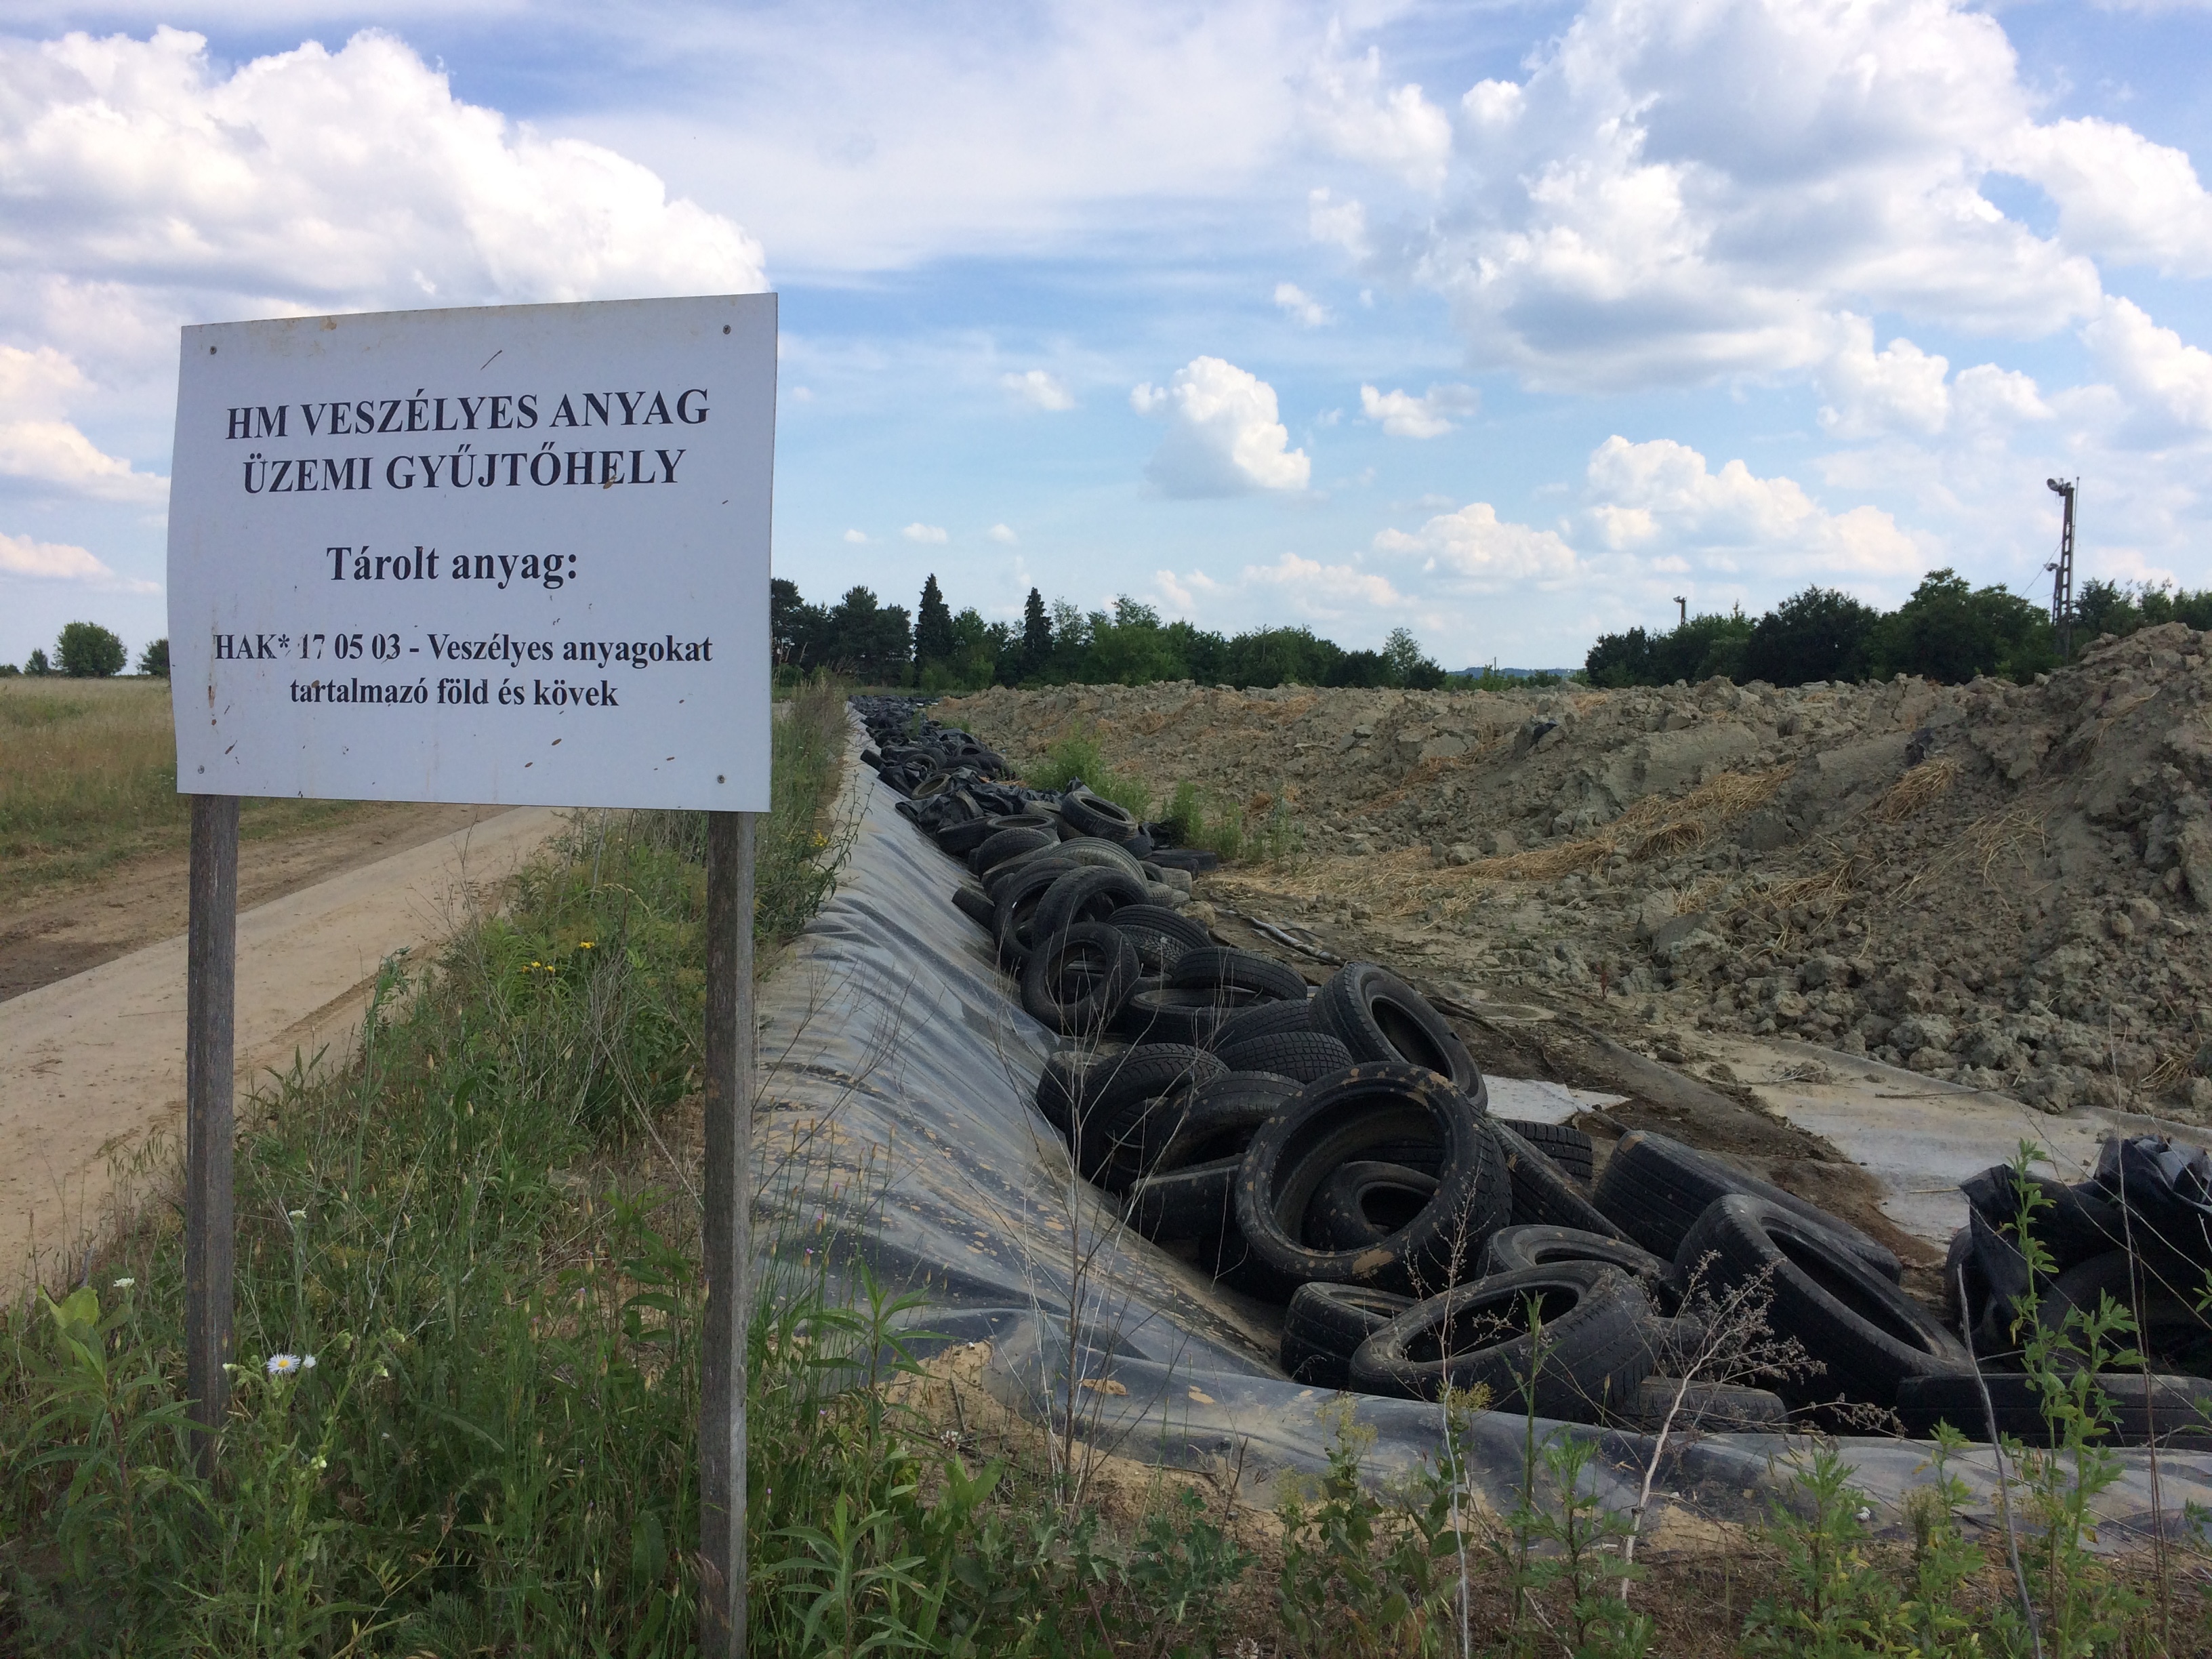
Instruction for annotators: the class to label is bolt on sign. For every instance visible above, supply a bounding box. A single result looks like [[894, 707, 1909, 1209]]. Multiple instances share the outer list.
[[167, 295, 775, 810]]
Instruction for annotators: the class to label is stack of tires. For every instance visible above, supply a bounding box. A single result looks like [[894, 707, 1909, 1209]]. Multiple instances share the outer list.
[[856, 697, 2158, 1439]]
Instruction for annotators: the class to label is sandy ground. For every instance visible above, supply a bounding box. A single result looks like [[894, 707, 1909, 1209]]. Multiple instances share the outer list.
[[0, 805, 565, 1293]]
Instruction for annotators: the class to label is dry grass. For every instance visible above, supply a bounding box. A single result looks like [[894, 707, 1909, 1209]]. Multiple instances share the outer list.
[[1223, 764, 1790, 920], [0, 677, 367, 902], [1869, 756, 1960, 822]]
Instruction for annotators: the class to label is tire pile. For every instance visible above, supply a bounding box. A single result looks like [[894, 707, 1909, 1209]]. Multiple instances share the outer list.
[[855, 698, 2212, 1443]]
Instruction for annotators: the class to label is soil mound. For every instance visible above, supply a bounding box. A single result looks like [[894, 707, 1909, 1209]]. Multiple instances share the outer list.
[[941, 622, 2212, 1121]]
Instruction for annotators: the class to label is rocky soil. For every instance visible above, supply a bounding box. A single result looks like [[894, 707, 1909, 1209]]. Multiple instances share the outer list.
[[942, 621, 2212, 1123]]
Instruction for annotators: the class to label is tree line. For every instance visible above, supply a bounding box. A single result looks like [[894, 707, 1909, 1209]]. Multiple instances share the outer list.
[[3, 623, 166, 678], [1585, 571, 2212, 689], [771, 577, 1462, 691]]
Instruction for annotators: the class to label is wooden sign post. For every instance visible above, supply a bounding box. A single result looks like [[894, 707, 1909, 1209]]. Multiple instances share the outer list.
[[164, 295, 776, 1650]]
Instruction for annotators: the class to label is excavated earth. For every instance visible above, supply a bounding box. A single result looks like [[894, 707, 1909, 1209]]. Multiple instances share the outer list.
[[942, 621, 2212, 1139]]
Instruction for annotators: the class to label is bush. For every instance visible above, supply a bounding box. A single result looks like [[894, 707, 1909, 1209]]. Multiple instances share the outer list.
[[56, 623, 127, 678], [136, 638, 169, 678]]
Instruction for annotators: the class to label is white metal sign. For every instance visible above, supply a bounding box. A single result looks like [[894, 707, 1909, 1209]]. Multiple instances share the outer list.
[[167, 294, 775, 810]]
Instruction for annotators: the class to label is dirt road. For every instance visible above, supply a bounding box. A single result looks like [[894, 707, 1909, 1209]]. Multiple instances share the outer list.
[[1, 806, 565, 1292], [1, 802, 512, 1002]]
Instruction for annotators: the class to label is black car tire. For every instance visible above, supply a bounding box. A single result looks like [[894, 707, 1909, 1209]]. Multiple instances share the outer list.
[[1595, 1128, 1902, 1284], [1031, 865, 1151, 945], [1234, 1063, 1507, 1296], [1166, 946, 1310, 1005], [1107, 903, 1212, 973], [1307, 1162, 1441, 1250], [1020, 922, 1140, 1036], [1492, 1120, 1631, 1240], [1676, 1194, 1967, 1408], [1314, 962, 1483, 1096], [1061, 787, 1140, 840], [1349, 1263, 1656, 1418], [1214, 1029, 1355, 1084], [971, 825, 1057, 875], [1497, 1120, 1595, 1185], [1481, 1224, 1680, 1311], [1282, 1283, 1415, 1389], [1631, 1376, 1789, 1434], [1208, 996, 1316, 1050]]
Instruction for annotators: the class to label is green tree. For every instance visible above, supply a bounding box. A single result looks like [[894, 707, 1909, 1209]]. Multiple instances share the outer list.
[[1586, 609, 1750, 687], [25, 647, 52, 676], [1740, 587, 1879, 686], [1380, 627, 1447, 689], [825, 586, 912, 683], [136, 638, 169, 678], [914, 573, 954, 666], [1868, 568, 2054, 684], [56, 622, 126, 678], [1020, 587, 1052, 678]]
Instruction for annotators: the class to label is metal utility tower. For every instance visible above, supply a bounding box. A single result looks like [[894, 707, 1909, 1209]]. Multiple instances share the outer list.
[[2046, 477, 2077, 658], [1673, 595, 1687, 628]]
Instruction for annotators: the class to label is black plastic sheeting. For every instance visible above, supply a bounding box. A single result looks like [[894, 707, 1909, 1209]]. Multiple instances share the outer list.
[[751, 718, 2212, 1544]]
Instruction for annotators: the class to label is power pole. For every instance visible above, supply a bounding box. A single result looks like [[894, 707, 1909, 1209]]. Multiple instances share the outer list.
[[2045, 477, 2076, 659], [1672, 595, 1687, 628]]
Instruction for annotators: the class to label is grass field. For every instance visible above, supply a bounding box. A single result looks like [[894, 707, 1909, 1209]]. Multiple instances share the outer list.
[[0, 678, 370, 903]]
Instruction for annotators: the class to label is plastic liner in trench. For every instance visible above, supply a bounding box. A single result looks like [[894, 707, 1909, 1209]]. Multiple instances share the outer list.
[[752, 718, 2212, 1542]]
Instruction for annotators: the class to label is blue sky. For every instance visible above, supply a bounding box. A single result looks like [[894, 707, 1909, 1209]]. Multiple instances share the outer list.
[[3, 0, 2211, 672]]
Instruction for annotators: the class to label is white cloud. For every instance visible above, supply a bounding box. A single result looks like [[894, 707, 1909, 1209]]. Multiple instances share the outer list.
[[1154, 551, 1406, 623], [0, 344, 166, 503], [1816, 319, 1951, 439], [0, 27, 765, 321], [2006, 118, 2212, 279], [901, 522, 948, 544], [1130, 356, 1310, 497], [1000, 368, 1075, 411], [1372, 502, 1578, 586], [1301, 32, 1452, 190], [1273, 282, 1330, 327], [1357, 382, 1478, 438], [2081, 295, 2212, 437], [842, 528, 870, 543], [0, 527, 157, 591], [986, 523, 1017, 544], [1583, 436, 1924, 575], [1337, 0, 2118, 391]]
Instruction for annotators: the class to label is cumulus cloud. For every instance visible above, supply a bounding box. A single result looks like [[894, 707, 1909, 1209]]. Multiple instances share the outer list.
[[1358, 382, 1477, 438], [902, 522, 948, 544], [1000, 368, 1075, 411], [1332, 0, 2114, 391], [842, 529, 870, 543], [1273, 282, 1330, 327], [2082, 295, 2212, 437], [1301, 33, 1452, 190], [1130, 356, 1310, 497], [0, 527, 157, 591], [0, 27, 765, 323], [1583, 436, 1924, 575], [1372, 502, 1578, 585], [1816, 320, 1951, 439], [986, 523, 1017, 544], [2006, 119, 2212, 279], [0, 344, 165, 503]]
